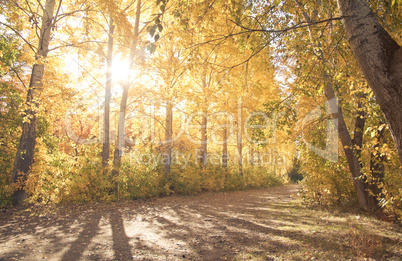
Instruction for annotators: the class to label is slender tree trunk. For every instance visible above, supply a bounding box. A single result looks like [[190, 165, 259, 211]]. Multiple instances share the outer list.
[[250, 145, 254, 166], [351, 97, 377, 210], [164, 101, 173, 176], [102, 17, 114, 169], [11, 0, 57, 204], [222, 127, 228, 168], [237, 135, 243, 175], [324, 81, 370, 210], [199, 112, 207, 168], [337, 0, 402, 165], [112, 0, 141, 190], [199, 68, 208, 169], [237, 99, 243, 176]]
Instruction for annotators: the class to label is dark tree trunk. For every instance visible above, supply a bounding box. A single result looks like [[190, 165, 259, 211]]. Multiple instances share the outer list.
[[11, 83, 39, 203], [11, 0, 57, 204], [324, 81, 370, 210], [337, 0, 402, 165], [351, 97, 378, 210]]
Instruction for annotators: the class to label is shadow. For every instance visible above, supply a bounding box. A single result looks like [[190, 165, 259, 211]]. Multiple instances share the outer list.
[[110, 208, 133, 260], [1, 185, 401, 261], [152, 205, 303, 260], [61, 213, 102, 261]]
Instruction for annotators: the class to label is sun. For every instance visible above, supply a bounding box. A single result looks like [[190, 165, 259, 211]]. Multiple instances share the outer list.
[[110, 55, 153, 90], [111, 56, 131, 83]]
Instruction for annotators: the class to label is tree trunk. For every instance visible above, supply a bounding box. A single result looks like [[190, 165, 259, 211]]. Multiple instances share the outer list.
[[222, 127, 228, 168], [250, 145, 255, 166], [337, 0, 402, 165], [237, 99, 243, 176], [164, 101, 173, 176], [297, 1, 372, 210], [351, 97, 378, 210], [102, 17, 114, 169], [112, 0, 141, 190], [11, 0, 57, 204], [199, 112, 207, 168], [324, 81, 370, 210]]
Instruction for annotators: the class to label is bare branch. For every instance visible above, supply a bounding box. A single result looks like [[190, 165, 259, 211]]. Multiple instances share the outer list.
[[0, 22, 37, 53], [48, 40, 107, 52], [9, 66, 28, 90]]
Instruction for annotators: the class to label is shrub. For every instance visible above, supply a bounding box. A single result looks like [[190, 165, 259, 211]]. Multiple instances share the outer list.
[[10, 145, 285, 205]]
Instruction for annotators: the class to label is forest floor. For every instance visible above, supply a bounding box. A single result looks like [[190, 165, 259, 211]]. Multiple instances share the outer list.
[[0, 184, 401, 261]]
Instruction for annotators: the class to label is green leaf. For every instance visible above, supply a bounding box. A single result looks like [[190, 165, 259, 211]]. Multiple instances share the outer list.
[[150, 44, 156, 54], [149, 25, 157, 37], [149, 28, 155, 37]]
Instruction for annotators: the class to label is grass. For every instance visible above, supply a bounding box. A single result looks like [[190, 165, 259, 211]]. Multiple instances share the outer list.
[[233, 197, 402, 260]]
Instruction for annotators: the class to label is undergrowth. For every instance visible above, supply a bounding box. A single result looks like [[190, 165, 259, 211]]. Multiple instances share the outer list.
[[0, 148, 284, 205]]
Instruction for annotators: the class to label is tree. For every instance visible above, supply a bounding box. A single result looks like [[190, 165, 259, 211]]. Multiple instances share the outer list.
[[150, 32, 188, 177], [294, 0, 374, 210], [103, 17, 115, 169], [112, 0, 142, 191], [10, 0, 58, 204], [184, 0, 402, 165], [337, 0, 402, 165]]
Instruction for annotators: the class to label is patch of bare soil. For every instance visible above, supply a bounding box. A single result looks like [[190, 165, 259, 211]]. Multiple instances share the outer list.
[[0, 184, 401, 261]]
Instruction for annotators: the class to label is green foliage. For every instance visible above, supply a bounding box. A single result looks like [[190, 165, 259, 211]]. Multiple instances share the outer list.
[[0, 35, 23, 206], [0, 37, 20, 76]]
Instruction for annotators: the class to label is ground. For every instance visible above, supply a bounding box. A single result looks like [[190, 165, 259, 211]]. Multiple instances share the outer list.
[[0, 184, 401, 261]]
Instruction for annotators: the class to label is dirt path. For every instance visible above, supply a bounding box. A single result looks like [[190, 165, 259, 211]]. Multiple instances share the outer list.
[[0, 185, 401, 260]]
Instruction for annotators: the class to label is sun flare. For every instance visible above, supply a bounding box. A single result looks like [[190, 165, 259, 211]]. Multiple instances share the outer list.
[[111, 56, 153, 89], [111, 57, 131, 82]]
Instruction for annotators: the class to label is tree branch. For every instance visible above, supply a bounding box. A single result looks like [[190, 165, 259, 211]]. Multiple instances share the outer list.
[[0, 22, 37, 53]]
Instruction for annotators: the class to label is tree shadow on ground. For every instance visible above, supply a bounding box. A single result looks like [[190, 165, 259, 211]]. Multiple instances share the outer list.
[[0, 185, 401, 260], [110, 208, 132, 260], [61, 213, 102, 261]]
